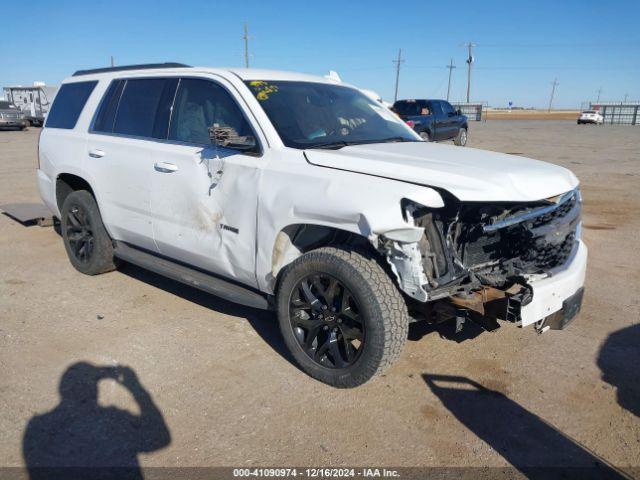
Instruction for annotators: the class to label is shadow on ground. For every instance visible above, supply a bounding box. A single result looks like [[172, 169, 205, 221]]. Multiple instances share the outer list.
[[597, 323, 640, 417], [423, 373, 627, 479], [118, 263, 297, 368], [23, 362, 170, 480]]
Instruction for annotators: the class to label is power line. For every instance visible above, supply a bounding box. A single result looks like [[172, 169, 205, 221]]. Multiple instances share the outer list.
[[463, 42, 476, 102], [446, 59, 456, 102], [392, 48, 404, 102], [243, 23, 250, 68], [548, 78, 559, 112]]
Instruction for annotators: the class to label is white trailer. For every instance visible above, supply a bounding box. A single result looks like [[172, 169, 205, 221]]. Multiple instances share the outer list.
[[3, 83, 58, 126]]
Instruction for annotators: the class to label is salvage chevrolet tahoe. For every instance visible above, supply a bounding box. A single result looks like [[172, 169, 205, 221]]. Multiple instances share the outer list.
[[37, 63, 587, 388]]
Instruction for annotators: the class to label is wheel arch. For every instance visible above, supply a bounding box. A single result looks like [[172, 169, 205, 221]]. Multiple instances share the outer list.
[[270, 223, 379, 289], [56, 173, 95, 211]]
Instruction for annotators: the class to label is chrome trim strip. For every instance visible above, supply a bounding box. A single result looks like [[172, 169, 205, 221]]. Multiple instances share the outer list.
[[482, 188, 578, 233]]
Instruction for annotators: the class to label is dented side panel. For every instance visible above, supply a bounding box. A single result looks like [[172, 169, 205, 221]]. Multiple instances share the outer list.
[[255, 151, 444, 293]]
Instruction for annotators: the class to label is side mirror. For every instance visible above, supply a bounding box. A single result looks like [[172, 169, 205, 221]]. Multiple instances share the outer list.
[[456, 109, 462, 116], [209, 124, 256, 151]]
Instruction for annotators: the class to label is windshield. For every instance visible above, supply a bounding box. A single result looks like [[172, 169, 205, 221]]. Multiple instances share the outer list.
[[0, 101, 16, 109], [245, 80, 420, 149]]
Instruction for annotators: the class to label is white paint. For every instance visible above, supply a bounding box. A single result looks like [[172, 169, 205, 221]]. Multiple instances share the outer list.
[[520, 241, 588, 327], [38, 66, 587, 327]]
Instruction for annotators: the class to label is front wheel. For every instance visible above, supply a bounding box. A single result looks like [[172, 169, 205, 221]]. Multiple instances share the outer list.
[[454, 127, 468, 146], [276, 247, 409, 388], [420, 131, 431, 142]]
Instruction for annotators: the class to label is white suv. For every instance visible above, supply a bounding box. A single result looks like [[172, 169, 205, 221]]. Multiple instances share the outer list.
[[38, 63, 587, 387]]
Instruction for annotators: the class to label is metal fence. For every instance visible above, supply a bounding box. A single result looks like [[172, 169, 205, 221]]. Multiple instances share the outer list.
[[581, 101, 640, 125], [451, 102, 487, 121]]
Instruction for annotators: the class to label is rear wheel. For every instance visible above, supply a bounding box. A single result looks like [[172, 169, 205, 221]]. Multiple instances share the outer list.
[[454, 127, 468, 146], [61, 190, 117, 275], [419, 131, 431, 142], [277, 247, 408, 388]]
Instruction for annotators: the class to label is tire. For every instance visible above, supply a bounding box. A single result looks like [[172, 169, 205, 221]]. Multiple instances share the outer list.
[[454, 127, 468, 146], [60, 190, 117, 275], [276, 246, 409, 388], [419, 131, 431, 142]]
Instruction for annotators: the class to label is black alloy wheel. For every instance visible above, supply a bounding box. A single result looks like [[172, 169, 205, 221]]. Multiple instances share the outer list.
[[65, 205, 94, 264], [288, 274, 364, 369]]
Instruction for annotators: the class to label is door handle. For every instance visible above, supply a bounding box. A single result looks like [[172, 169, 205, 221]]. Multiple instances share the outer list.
[[154, 162, 179, 173], [88, 149, 105, 158]]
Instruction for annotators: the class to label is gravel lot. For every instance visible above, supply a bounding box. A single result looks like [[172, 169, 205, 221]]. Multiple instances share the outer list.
[[1, 121, 638, 475]]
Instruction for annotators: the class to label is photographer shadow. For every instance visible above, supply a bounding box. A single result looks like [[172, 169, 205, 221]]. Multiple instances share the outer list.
[[423, 374, 627, 479], [597, 323, 640, 417], [22, 362, 171, 480]]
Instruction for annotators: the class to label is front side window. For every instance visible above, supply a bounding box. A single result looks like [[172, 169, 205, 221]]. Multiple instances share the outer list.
[[440, 101, 455, 115], [169, 79, 254, 146], [113, 78, 177, 138], [45, 81, 97, 129], [246, 81, 419, 149]]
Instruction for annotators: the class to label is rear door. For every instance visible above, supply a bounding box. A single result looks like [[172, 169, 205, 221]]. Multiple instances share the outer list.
[[86, 77, 178, 251]]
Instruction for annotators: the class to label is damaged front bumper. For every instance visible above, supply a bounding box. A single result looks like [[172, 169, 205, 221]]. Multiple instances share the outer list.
[[379, 189, 587, 330], [520, 240, 587, 327]]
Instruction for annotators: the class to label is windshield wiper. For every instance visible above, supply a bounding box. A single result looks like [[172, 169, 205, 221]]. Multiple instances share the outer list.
[[370, 136, 420, 144], [306, 141, 351, 150]]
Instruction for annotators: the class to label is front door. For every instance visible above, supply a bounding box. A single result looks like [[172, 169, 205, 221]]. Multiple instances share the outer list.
[[150, 77, 264, 288]]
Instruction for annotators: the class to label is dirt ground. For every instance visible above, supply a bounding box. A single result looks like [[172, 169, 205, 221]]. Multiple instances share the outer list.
[[1, 121, 638, 475], [485, 110, 580, 120]]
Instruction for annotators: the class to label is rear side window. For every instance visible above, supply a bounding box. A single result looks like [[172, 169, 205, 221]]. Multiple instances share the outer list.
[[112, 78, 178, 138], [393, 100, 427, 116], [45, 81, 97, 129], [93, 80, 125, 133]]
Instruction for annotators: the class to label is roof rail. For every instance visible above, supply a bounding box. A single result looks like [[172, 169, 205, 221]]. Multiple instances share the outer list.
[[72, 62, 191, 77]]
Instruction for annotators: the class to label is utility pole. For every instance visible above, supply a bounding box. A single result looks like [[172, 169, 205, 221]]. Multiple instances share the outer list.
[[548, 78, 559, 112], [446, 58, 456, 102], [623, 92, 628, 103], [463, 42, 476, 103], [110, 56, 114, 67], [243, 23, 250, 68], [393, 48, 404, 102], [596, 86, 603, 103]]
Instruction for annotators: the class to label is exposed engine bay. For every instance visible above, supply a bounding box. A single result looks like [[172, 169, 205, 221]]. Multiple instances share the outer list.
[[385, 188, 582, 327]]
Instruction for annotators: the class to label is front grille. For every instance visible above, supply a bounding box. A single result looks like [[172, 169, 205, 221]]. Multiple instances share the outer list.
[[458, 190, 580, 275]]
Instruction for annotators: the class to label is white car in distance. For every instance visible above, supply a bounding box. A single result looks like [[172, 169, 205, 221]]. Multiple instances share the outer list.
[[577, 110, 604, 125]]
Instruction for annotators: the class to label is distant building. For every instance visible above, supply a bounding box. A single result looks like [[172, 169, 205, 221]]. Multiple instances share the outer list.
[[3, 83, 58, 126]]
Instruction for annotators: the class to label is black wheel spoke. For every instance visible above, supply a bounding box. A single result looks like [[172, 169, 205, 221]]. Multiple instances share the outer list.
[[328, 335, 348, 368], [65, 205, 94, 265], [300, 280, 322, 311], [289, 273, 365, 370]]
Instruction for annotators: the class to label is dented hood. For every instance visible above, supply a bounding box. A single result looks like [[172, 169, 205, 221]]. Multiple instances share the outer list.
[[304, 141, 579, 202]]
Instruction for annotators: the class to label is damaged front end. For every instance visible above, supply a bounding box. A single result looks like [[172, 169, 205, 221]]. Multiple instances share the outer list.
[[380, 188, 582, 330]]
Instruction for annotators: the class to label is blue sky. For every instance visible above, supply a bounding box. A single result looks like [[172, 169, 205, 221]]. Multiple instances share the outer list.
[[1, 0, 638, 108]]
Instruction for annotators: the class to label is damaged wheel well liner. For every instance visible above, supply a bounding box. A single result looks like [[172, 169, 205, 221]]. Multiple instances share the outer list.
[[271, 224, 382, 286]]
